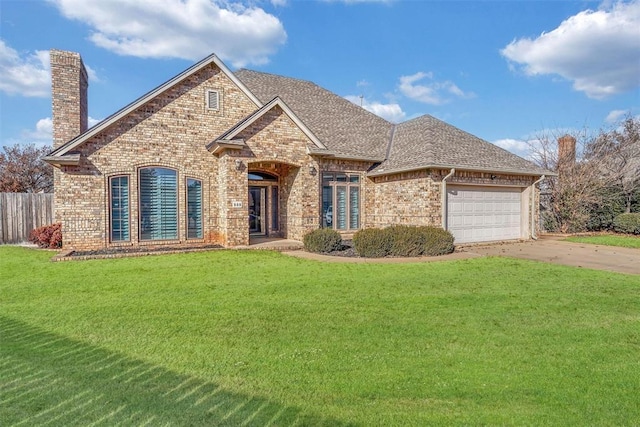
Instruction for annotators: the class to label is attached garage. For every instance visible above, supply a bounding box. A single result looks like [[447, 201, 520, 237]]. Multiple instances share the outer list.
[[446, 186, 523, 244]]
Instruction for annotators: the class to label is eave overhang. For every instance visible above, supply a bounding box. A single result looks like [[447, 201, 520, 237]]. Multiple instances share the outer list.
[[306, 147, 385, 163], [367, 164, 556, 178], [42, 153, 81, 166], [207, 139, 247, 155]]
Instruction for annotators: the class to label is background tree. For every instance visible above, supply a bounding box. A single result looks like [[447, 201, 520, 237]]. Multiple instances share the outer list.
[[528, 128, 607, 233], [0, 144, 53, 193], [529, 116, 639, 233], [586, 115, 640, 214]]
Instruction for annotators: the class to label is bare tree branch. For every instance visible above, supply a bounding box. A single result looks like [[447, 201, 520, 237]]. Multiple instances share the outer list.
[[0, 144, 54, 193]]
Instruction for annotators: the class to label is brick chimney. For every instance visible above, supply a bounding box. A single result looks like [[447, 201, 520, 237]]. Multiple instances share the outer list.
[[557, 135, 576, 171], [50, 49, 88, 149]]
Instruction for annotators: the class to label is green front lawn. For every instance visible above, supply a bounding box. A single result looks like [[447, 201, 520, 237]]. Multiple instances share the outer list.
[[1, 247, 639, 426], [566, 234, 640, 249]]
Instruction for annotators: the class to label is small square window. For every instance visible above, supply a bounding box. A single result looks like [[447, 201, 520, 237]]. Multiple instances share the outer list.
[[206, 90, 219, 110]]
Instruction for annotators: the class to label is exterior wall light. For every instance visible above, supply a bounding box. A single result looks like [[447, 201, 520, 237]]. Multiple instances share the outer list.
[[235, 159, 243, 171]]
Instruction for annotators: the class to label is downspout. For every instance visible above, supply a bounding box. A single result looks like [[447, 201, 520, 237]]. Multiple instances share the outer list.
[[530, 175, 545, 240], [441, 168, 455, 229]]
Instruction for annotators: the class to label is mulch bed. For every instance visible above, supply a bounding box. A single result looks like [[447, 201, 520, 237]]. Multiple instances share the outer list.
[[323, 240, 358, 257], [53, 244, 224, 261]]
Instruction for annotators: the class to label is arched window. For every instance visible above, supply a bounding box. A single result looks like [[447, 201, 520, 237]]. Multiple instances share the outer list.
[[248, 171, 278, 181], [139, 167, 178, 240]]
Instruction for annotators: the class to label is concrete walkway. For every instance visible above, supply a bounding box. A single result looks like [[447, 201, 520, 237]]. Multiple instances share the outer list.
[[280, 235, 640, 275]]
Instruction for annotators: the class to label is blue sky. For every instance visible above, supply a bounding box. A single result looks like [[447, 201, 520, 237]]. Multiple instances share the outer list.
[[1, 0, 638, 158]]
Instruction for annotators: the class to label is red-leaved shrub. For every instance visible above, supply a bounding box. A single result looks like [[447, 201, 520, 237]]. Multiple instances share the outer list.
[[29, 223, 62, 249]]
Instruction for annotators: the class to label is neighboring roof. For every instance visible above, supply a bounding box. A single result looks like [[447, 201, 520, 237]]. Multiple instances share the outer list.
[[369, 115, 550, 177], [235, 69, 391, 161], [46, 53, 261, 160]]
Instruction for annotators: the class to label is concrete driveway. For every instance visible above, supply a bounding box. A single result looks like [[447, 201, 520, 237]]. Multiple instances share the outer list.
[[463, 235, 640, 275]]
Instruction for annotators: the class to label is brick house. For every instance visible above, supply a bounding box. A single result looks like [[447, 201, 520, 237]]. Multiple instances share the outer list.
[[44, 50, 549, 251]]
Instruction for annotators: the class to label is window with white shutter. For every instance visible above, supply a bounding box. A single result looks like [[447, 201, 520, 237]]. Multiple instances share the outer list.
[[206, 90, 219, 111]]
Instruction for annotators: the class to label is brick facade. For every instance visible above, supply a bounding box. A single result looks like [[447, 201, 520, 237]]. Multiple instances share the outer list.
[[53, 60, 259, 250], [50, 50, 541, 251], [369, 170, 441, 228]]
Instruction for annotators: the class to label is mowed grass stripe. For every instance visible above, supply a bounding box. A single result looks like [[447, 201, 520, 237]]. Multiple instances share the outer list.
[[566, 233, 640, 248], [1, 246, 639, 425]]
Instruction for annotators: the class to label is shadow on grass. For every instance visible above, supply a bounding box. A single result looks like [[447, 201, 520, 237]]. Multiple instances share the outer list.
[[0, 316, 353, 426]]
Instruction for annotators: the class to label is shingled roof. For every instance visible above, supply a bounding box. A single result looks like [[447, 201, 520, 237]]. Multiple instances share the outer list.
[[236, 69, 546, 177], [372, 115, 549, 176], [235, 69, 391, 160]]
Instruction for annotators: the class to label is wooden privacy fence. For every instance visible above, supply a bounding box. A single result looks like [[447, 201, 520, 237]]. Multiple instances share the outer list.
[[0, 193, 54, 244]]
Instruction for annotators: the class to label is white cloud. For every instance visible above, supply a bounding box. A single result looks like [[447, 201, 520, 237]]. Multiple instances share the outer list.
[[493, 138, 531, 158], [13, 116, 102, 148], [345, 95, 406, 123], [271, 0, 287, 6], [50, 0, 287, 67], [605, 109, 628, 123], [398, 71, 475, 105], [21, 117, 53, 142], [0, 39, 100, 98], [88, 116, 101, 128], [85, 64, 100, 82], [0, 40, 50, 97], [501, 0, 640, 99]]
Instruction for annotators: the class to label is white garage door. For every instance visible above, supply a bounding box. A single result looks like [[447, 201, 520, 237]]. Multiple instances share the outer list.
[[447, 186, 522, 244]]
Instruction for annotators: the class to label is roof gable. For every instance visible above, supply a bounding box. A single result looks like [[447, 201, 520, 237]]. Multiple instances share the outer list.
[[208, 96, 326, 153], [46, 54, 262, 161]]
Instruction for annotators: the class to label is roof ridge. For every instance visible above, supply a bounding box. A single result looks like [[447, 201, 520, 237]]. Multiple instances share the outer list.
[[236, 68, 319, 87], [385, 124, 397, 160]]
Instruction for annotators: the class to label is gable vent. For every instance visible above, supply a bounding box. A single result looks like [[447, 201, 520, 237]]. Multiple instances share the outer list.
[[206, 90, 219, 110]]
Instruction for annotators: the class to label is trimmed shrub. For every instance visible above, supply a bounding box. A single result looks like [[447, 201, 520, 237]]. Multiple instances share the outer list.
[[29, 223, 62, 249], [354, 225, 455, 258], [353, 228, 392, 258], [303, 228, 342, 253], [387, 225, 427, 257], [613, 213, 640, 235], [419, 226, 455, 256]]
